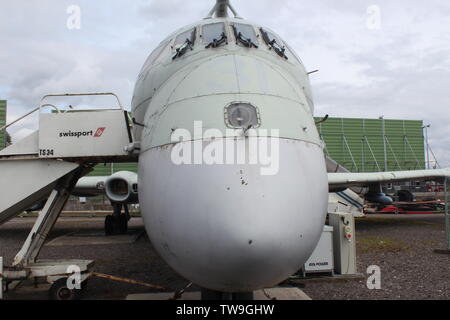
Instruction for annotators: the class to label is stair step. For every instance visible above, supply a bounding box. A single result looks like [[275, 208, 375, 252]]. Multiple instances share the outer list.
[[0, 131, 39, 158], [0, 160, 80, 226]]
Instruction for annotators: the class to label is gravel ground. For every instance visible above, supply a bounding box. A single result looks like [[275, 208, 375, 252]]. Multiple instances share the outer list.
[[302, 214, 450, 300], [0, 218, 191, 300], [0, 214, 448, 300]]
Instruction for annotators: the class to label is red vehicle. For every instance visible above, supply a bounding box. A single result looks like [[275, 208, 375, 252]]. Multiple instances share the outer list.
[[366, 200, 445, 215]]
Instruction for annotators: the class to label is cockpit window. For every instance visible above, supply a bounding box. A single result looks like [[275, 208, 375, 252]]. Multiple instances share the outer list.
[[260, 28, 288, 60], [141, 40, 171, 72], [174, 28, 196, 47], [232, 23, 258, 48], [202, 23, 227, 48], [172, 27, 196, 60], [285, 45, 302, 64]]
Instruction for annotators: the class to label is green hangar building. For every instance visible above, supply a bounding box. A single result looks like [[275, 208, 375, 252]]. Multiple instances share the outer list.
[[316, 117, 426, 173]]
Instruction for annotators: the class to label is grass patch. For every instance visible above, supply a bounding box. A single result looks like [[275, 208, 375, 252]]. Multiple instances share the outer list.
[[357, 237, 411, 254]]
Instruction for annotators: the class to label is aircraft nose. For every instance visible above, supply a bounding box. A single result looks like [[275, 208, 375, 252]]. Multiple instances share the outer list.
[[138, 137, 328, 292]]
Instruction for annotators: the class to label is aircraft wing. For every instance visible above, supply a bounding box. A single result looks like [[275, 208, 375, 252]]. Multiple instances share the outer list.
[[328, 168, 450, 190]]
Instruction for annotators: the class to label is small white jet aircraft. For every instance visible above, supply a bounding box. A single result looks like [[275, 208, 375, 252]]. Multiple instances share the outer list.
[[67, 0, 450, 299]]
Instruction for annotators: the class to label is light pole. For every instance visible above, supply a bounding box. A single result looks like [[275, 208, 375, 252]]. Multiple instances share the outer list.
[[422, 124, 431, 169], [380, 116, 387, 171]]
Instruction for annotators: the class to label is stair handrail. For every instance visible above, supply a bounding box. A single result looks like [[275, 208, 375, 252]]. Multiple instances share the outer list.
[[40, 92, 124, 111], [0, 104, 60, 133], [1, 92, 124, 134]]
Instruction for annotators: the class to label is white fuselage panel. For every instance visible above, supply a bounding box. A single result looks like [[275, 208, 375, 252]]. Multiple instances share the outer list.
[[138, 138, 328, 292]]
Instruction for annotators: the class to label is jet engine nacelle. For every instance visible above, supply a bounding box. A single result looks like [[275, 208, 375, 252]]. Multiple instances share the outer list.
[[105, 171, 139, 204]]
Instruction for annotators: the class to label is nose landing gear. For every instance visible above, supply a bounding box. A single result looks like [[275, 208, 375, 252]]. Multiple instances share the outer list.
[[105, 203, 130, 235], [201, 288, 254, 300]]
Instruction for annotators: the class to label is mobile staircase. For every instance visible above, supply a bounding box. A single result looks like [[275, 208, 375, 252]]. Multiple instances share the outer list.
[[0, 93, 139, 300]]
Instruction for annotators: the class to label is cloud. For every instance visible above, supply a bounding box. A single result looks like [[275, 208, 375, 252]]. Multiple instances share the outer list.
[[1, 0, 450, 166]]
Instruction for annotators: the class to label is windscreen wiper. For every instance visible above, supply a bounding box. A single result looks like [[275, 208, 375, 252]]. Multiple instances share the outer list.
[[269, 40, 288, 59], [172, 39, 194, 60], [260, 28, 288, 60], [235, 32, 258, 48], [232, 26, 258, 49], [205, 32, 228, 49]]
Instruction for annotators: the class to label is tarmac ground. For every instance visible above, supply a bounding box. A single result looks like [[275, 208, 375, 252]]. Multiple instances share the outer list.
[[0, 214, 448, 300]]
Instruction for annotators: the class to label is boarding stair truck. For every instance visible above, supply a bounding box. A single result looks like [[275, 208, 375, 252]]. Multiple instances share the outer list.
[[0, 93, 138, 300]]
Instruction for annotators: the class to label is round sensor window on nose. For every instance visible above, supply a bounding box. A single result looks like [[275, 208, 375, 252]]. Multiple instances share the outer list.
[[225, 103, 260, 129]]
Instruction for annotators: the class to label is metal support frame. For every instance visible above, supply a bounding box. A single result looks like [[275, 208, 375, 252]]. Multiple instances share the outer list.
[[13, 167, 90, 267], [404, 136, 421, 170], [342, 136, 358, 172], [205, 0, 241, 19], [363, 136, 382, 171], [384, 137, 402, 171], [424, 125, 431, 169], [428, 144, 441, 169], [381, 117, 388, 171]]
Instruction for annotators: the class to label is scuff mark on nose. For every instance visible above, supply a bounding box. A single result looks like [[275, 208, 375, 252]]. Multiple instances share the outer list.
[[163, 242, 177, 258]]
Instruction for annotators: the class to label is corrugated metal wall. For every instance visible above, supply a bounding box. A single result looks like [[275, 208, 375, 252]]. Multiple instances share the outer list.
[[316, 117, 425, 172], [0, 100, 6, 150], [90, 163, 138, 176]]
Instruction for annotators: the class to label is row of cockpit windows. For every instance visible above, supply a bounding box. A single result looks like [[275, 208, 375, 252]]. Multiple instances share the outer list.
[[141, 22, 300, 73]]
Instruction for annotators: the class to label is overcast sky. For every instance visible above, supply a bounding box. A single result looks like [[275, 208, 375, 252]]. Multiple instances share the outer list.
[[1, 0, 450, 167]]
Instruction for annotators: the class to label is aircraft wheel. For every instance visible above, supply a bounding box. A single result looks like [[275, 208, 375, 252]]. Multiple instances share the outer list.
[[119, 214, 128, 234], [81, 279, 89, 292], [105, 215, 114, 235], [201, 288, 224, 300], [201, 289, 254, 300], [48, 278, 82, 301], [105, 214, 128, 235], [232, 292, 254, 300]]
